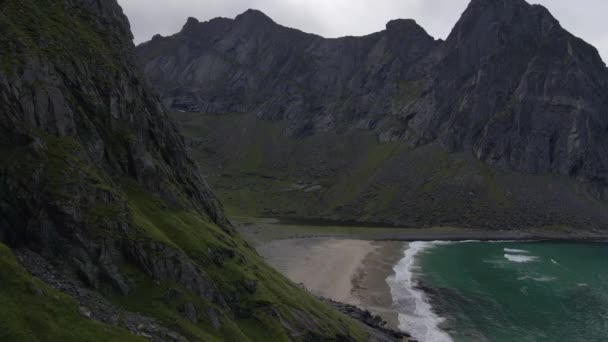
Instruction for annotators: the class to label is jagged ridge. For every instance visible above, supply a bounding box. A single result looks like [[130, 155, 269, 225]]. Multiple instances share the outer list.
[[138, 0, 608, 229]]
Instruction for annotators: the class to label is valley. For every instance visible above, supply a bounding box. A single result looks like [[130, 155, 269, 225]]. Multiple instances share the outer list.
[[171, 111, 608, 231]]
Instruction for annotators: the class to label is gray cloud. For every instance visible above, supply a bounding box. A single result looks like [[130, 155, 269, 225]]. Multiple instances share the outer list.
[[118, 0, 608, 63]]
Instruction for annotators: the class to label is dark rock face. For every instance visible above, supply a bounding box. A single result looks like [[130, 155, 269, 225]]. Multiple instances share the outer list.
[[0, 0, 232, 336], [126, 240, 225, 305], [138, 0, 608, 202], [0, 0, 226, 302], [137, 9, 438, 136], [406, 0, 608, 200]]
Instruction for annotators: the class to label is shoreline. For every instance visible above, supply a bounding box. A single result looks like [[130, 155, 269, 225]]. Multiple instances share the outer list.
[[267, 217, 608, 241], [252, 227, 608, 341], [352, 241, 405, 330], [237, 217, 608, 243], [257, 238, 410, 333], [386, 241, 455, 342]]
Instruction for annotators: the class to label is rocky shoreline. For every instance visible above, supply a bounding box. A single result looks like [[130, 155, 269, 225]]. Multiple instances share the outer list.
[[322, 298, 417, 342]]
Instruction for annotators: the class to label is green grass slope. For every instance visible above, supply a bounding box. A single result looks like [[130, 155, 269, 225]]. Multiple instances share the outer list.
[[172, 111, 608, 230], [118, 184, 367, 341], [0, 242, 144, 342]]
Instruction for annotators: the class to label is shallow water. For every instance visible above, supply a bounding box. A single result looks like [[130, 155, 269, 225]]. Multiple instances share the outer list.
[[388, 241, 608, 342]]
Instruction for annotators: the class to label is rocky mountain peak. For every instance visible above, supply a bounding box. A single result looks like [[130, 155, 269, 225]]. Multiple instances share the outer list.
[[234, 9, 275, 25], [385, 18, 432, 39], [386, 18, 418, 30], [438, 0, 566, 69], [464, 0, 533, 12], [182, 16, 201, 33], [185, 16, 200, 25], [448, 0, 558, 43]]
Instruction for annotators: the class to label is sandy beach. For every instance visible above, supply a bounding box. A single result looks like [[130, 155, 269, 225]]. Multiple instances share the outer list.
[[257, 238, 407, 330], [251, 219, 608, 337], [354, 241, 406, 329]]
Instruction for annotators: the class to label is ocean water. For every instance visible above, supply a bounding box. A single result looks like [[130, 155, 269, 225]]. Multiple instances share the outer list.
[[387, 241, 608, 342]]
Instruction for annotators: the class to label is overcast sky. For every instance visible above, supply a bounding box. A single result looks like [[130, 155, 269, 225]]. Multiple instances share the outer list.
[[118, 0, 608, 63]]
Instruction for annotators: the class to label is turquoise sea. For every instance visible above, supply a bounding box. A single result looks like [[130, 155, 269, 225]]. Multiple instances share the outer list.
[[387, 241, 608, 342]]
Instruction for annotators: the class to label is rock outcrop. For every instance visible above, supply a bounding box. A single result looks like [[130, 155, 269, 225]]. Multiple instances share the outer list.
[[138, 0, 608, 208]]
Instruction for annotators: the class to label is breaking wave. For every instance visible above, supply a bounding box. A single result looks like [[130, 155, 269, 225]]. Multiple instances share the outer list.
[[504, 254, 540, 263], [387, 242, 453, 342], [504, 248, 530, 253]]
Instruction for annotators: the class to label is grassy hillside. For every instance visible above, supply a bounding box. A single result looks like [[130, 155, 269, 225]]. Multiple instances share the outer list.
[[0, 180, 367, 341], [172, 111, 608, 230], [116, 183, 367, 341]]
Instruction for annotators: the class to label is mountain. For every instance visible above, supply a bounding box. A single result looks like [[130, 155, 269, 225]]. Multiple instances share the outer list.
[[0, 0, 402, 341], [137, 0, 608, 230]]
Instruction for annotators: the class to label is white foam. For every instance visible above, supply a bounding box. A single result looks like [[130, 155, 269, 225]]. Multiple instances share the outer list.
[[518, 275, 556, 282], [504, 248, 530, 253], [504, 254, 539, 263], [386, 242, 453, 342]]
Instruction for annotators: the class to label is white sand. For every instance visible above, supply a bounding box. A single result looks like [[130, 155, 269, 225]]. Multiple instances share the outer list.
[[257, 238, 377, 304]]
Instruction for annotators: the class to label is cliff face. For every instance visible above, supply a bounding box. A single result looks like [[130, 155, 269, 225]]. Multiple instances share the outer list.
[[0, 1, 380, 340], [1, 0, 226, 294], [407, 0, 608, 199], [138, 0, 608, 207], [138, 10, 438, 136]]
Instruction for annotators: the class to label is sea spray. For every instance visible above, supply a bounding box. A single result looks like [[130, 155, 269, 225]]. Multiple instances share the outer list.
[[504, 254, 540, 263], [386, 242, 453, 342], [504, 248, 530, 253]]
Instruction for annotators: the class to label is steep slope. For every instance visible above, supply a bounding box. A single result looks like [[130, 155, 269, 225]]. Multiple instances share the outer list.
[[0, 0, 389, 341], [0, 242, 143, 342], [139, 0, 608, 230], [406, 0, 608, 198]]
